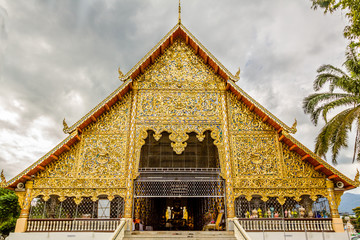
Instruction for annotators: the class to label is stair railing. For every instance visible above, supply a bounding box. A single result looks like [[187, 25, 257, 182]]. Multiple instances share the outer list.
[[109, 218, 127, 240], [233, 218, 252, 240]]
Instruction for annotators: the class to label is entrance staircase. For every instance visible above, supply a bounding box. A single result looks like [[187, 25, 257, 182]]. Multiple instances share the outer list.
[[123, 231, 237, 240]]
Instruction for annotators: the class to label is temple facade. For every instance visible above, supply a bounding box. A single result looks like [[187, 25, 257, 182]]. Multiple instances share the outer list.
[[3, 21, 359, 235]]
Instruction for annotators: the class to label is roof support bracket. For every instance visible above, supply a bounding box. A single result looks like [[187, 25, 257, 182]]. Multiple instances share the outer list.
[[301, 154, 310, 161], [278, 135, 285, 142]]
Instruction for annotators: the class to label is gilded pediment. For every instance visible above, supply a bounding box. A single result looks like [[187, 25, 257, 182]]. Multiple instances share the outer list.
[[135, 38, 225, 91]]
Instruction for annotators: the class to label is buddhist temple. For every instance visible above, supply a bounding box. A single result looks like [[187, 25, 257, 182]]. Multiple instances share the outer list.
[[3, 4, 359, 240]]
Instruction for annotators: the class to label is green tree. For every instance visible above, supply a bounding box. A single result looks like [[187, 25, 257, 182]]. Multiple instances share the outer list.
[[303, 46, 360, 164], [311, 0, 360, 43], [0, 188, 20, 238]]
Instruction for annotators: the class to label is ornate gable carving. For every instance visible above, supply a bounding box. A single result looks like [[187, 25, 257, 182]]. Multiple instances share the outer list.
[[228, 91, 328, 199], [282, 144, 325, 179], [32, 94, 131, 199], [85, 93, 131, 134], [231, 132, 281, 178], [135, 38, 224, 91], [35, 145, 77, 180], [228, 93, 273, 132]]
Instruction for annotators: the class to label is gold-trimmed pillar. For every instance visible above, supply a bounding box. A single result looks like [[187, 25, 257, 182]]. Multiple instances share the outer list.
[[15, 180, 33, 233], [124, 89, 138, 218], [326, 180, 344, 232], [220, 91, 235, 219]]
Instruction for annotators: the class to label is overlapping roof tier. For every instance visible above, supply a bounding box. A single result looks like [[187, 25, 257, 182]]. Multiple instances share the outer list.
[[6, 23, 359, 190]]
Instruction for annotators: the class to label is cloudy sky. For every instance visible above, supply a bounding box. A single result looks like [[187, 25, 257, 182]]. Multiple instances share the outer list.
[[0, 0, 359, 193]]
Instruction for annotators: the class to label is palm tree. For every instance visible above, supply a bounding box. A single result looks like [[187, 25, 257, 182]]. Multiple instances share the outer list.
[[303, 46, 360, 164]]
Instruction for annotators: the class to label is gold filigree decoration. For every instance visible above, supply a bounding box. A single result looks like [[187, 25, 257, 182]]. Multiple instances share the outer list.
[[169, 131, 189, 154], [79, 134, 127, 177], [137, 91, 221, 122], [136, 38, 224, 90], [31, 188, 126, 202], [59, 196, 66, 202], [153, 132, 162, 141], [15, 191, 26, 209], [85, 93, 131, 134], [196, 133, 205, 142], [228, 93, 273, 132], [231, 132, 281, 180], [36, 145, 77, 179], [261, 196, 269, 202], [33, 94, 131, 201], [282, 144, 325, 179], [334, 190, 344, 208], [234, 188, 328, 201], [294, 195, 302, 202], [278, 196, 286, 205]]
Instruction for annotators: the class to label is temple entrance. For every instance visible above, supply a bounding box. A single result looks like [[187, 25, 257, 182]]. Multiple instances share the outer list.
[[133, 197, 224, 231], [134, 130, 225, 231]]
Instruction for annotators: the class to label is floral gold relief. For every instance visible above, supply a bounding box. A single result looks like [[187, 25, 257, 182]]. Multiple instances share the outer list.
[[32, 93, 131, 200]]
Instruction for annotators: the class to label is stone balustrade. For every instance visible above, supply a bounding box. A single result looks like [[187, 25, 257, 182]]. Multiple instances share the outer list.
[[26, 218, 121, 232], [237, 218, 333, 232]]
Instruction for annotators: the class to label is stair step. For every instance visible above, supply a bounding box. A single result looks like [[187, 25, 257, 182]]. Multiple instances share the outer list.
[[123, 231, 236, 239]]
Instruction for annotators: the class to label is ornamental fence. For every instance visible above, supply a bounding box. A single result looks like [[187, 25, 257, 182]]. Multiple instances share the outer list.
[[237, 218, 333, 232], [26, 218, 121, 232]]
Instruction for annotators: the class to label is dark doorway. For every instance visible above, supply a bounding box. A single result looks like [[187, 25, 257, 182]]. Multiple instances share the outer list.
[[139, 130, 219, 169], [133, 197, 225, 231]]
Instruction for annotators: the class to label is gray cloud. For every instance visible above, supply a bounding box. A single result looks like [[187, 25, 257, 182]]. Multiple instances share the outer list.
[[0, 0, 358, 193]]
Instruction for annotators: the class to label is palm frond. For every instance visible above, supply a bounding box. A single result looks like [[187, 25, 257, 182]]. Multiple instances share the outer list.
[[321, 96, 360, 122], [302, 92, 355, 124], [305, 47, 360, 164], [353, 119, 360, 163], [315, 107, 360, 164]]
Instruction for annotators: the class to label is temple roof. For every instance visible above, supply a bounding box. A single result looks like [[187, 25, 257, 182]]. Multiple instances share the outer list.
[[6, 23, 359, 190]]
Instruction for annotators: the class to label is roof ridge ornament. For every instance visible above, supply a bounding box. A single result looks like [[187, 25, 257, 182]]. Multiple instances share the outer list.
[[118, 66, 126, 82], [178, 0, 181, 24], [355, 169, 359, 183], [283, 118, 297, 134], [63, 118, 75, 134], [234, 67, 240, 82]]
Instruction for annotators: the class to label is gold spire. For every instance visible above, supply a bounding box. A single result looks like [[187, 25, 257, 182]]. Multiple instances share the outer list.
[[178, 0, 181, 24]]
